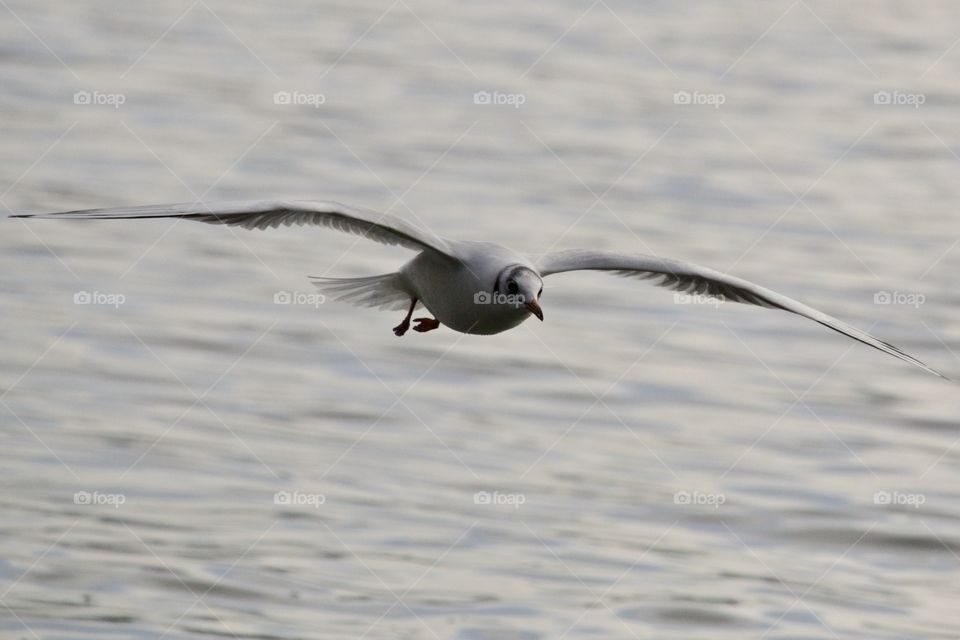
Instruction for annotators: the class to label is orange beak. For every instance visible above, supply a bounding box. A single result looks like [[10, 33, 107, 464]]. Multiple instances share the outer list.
[[525, 299, 544, 321]]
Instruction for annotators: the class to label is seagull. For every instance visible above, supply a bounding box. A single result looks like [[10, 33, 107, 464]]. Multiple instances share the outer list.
[[12, 199, 947, 378]]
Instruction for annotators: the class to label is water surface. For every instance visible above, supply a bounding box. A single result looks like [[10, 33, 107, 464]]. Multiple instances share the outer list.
[[2, 1, 960, 638]]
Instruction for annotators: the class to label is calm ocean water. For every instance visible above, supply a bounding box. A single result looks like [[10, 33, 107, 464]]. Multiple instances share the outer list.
[[2, 1, 960, 638]]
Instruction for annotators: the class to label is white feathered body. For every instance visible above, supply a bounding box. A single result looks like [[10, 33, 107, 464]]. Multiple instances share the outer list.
[[400, 241, 537, 335]]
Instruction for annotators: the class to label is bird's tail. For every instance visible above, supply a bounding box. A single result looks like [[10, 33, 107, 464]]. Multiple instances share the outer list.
[[309, 272, 411, 310]]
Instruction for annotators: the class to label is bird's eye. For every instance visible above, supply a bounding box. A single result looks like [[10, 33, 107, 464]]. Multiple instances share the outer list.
[[507, 281, 518, 294], [538, 287, 543, 298]]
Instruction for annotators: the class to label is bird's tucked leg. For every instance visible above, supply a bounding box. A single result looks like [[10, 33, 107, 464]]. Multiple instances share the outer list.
[[413, 317, 441, 333], [393, 298, 417, 336]]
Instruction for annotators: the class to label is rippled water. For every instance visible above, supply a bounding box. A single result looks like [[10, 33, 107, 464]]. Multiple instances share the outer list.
[[3, 1, 960, 638]]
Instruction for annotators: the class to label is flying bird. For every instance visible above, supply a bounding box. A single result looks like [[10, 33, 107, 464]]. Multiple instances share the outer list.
[[12, 200, 947, 378]]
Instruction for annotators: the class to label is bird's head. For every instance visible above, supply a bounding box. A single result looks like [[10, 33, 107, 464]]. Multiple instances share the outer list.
[[495, 265, 544, 321]]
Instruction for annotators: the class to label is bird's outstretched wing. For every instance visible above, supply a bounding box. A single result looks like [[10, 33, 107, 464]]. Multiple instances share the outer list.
[[537, 249, 947, 379], [11, 200, 456, 258]]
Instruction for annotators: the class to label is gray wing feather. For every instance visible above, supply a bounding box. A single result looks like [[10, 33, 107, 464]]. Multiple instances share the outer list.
[[12, 200, 455, 258], [538, 249, 947, 379]]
